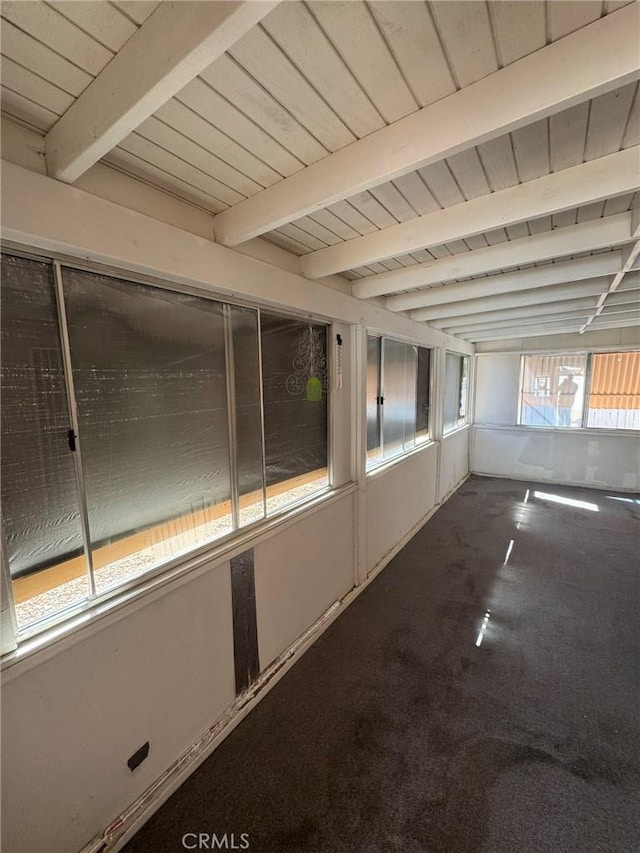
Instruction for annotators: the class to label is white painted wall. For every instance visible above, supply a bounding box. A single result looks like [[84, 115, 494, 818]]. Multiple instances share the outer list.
[[474, 353, 520, 425], [439, 427, 470, 502], [472, 352, 640, 492], [1, 562, 236, 853], [472, 425, 640, 492], [366, 443, 439, 574], [255, 493, 355, 669]]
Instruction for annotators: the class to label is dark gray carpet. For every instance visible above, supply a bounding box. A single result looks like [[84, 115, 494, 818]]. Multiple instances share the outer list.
[[123, 476, 640, 853]]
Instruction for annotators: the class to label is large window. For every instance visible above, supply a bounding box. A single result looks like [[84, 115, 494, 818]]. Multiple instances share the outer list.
[[518, 354, 587, 428], [443, 352, 470, 434], [1, 255, 89, 624], [517, 352, 639, 429], [260, 313, 329, 508], [1, 253, 329, 634], [367, 336, 431, 470], [587, 352, 640, 430]]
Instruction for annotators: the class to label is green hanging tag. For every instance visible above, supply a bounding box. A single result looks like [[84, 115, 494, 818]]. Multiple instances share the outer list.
[[306, 376, 322, 401]]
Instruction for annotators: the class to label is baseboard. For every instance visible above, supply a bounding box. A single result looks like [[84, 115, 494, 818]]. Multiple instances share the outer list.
[[470, 470, 639, 495]]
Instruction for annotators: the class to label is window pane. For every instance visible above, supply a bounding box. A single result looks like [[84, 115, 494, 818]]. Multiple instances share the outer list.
[[416, 346, 431, 439], [260, 313, 329, 512], [459, 356, 469, 419], [228, 306, 266, 526], [1, 254, 89, 628], [587, 352, 640, 429], [518, 354, 587, 428], [366, 336, 382, 465], [62, 268, 232, 593], [444, 353, 465, 434], [382, 339, 417, 459]]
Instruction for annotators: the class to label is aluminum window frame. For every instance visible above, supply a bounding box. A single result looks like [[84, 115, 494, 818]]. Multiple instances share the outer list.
[[516, 350, 640, 433], [443, 351, 470, 436], [366, 333, 434, 473], [1, 247, 334, 647]]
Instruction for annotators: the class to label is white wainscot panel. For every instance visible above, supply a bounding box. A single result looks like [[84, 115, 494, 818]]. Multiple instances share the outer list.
[[366, 444, 438, 574], [254, 493, 356, 670], [475, 353, 520, 425], [472, 426, 640, 492], [439, 427, 470, 501], [1, 562, 236, 853]]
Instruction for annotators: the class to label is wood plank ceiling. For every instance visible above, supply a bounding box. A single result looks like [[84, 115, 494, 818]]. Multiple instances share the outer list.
[[1, 0, 639, 342]]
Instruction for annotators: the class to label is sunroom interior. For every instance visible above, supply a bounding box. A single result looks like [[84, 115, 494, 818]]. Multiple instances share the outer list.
[[0, 2, 639, 852]]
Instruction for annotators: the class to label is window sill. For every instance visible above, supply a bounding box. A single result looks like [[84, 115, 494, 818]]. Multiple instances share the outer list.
[[1, 482, 357, 678], [474, 423, 640, 437], [442, 422, 470, 438], [366, 438, 437, 479]]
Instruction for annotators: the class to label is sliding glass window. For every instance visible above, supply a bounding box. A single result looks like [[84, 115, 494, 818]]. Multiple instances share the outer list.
[[367, 335, 431, 471], [62, 268, 233, 596], [443, 352, 470, 434], [260, 313, 329, 512], [517, 351, 640, 430], [228, 306, 267, 527], [366, 337, 383, 466], [0, 253, 329, 635], [518, 354, 587, 428], [1, 255, 89, 627]]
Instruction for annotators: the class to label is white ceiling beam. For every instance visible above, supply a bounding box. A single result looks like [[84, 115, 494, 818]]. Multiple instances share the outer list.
[[446, 310, 610, 336], [603, 283, 640, 302], [45, 1, 279, 182], [433, 290, 640, 330], [301, 148, 639, 278], [429, 297, 601, 329], [355, 214, 632, 300], [465, 323, 584, 341], [212, 3, 640, 246], [409, 277, 637, 322], [466, 316, 640, 342], [387, 254, 622, 312], [592, 306, 640, 323]]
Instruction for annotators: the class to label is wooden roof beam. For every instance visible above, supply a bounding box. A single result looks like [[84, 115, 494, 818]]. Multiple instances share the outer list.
[[388, 254, 623, 313], [302, 148, 639, 278], [355, 214, 632, 301], [213, 3, 640, 245], [45, 1, 279, 182]]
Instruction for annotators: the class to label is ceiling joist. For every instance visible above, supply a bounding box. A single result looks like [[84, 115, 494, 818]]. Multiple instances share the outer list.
[[449, 311, 606, 336], [45, 0, 280, 182], [429, 298, 604, 329], [301, 147, 640, 278], [387, 254, 623, 313], [212, 3, 640, 246], [353, 214, 632, 301], [467, 315, 640, 342], [409, 277, 635, 322], [447, 304, 640, 337], [429, 289, 640, 331]]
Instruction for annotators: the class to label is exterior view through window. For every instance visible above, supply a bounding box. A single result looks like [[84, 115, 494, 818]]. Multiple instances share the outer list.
[[518, 352, 640, 429], [587, 352, 640, 429], [1, 253, 329, 634], [519, 354, 587, 428]]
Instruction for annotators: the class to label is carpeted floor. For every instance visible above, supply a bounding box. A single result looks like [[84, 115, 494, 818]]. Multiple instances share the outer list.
[[122, 476, 640, 853]]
